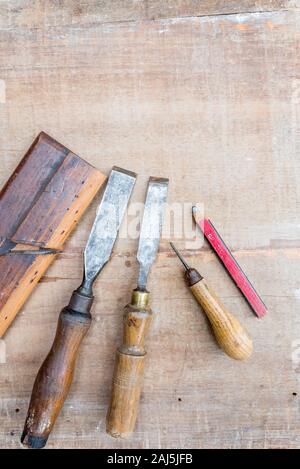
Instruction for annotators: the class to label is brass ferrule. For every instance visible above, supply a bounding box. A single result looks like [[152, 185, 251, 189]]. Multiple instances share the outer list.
[[131, 290, 150, 308]]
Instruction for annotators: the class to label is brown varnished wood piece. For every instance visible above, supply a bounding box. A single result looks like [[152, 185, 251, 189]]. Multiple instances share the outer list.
[[0, 132, 106, 336]]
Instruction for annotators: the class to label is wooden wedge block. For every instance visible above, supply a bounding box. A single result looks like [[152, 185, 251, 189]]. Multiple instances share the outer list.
[[0, 132, 106, 336]]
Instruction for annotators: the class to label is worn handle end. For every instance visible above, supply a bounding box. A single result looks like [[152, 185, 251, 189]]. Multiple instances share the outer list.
[[21, 431, 48, 449]]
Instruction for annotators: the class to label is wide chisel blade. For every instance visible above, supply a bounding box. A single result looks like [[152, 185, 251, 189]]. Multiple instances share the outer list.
[[137, 177, 169, 289], [84, 166, 136, 283]]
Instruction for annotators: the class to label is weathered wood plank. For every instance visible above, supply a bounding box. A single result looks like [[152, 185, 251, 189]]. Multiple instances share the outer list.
[[0, 7, 299, 449], [147, 0, 298, 20], [2, 247, 300, 448], [0, 0, 297, 30], [0, 11, 299, 249]]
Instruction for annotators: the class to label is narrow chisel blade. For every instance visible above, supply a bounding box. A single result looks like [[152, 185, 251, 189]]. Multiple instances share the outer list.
[[84, 166, 136, 282], [137, 177, 169, 289]]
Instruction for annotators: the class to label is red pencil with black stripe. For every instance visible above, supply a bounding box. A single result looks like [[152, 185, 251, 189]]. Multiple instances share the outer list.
[[192, 207, 267, 318]]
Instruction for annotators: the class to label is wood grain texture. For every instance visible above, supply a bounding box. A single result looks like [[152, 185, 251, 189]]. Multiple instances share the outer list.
[[0, 1, 297, 28], [0, 1, 300, 449], [146, 0, 298, 20]]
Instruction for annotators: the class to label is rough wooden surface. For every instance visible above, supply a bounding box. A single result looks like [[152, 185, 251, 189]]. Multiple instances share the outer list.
[[0, 1, 300, 449], [0, 1, 297, 27]]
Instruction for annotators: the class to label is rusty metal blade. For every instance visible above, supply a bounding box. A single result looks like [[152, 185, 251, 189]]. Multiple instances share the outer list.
[[84, 166, 137, 283]]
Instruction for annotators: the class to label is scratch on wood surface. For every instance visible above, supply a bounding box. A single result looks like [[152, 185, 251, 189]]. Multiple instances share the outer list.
[[39, 276, 73, 283]]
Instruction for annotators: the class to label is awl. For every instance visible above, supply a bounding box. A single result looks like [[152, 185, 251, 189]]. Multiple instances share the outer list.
[[106, 176, 169, 438], [170, 243, 253, 360], [22, 166, 137, 449]]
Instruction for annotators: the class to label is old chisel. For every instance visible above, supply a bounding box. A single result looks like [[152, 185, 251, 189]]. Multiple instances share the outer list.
[[21, 166, 137, 449], [106, 176, 169, 438], [170, 242, 252, 360]]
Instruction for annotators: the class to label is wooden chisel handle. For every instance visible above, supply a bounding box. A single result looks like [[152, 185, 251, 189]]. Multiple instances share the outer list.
[[190, 278, 252, 360], [106, 290, 152, 438], [21, 288, 93, 449]]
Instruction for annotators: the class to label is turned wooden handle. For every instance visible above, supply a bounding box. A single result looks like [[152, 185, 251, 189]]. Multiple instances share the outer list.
[[190, 279, 253, 360], [21, 289, 93, 449], [106, 290, 152, 438]]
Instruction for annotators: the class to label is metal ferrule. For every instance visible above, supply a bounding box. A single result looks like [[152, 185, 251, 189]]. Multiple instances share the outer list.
[[131, 290, 150, 308]]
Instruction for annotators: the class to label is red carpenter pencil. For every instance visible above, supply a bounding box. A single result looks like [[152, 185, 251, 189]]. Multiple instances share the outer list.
[[192, 209, 267, 318]]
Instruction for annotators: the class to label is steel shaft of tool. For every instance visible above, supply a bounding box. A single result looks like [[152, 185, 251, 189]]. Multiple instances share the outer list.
[[0, 239, 60, 256], [169, 242, 190, 270]]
